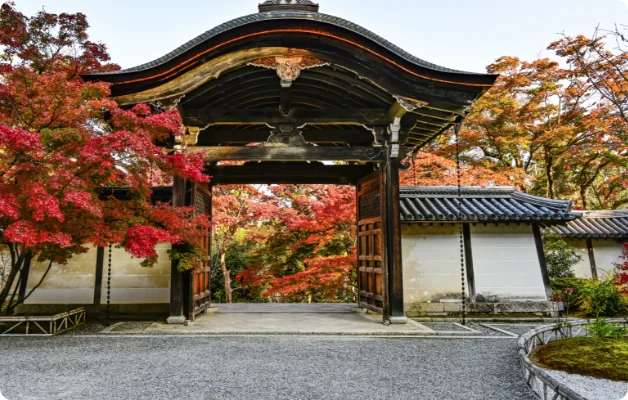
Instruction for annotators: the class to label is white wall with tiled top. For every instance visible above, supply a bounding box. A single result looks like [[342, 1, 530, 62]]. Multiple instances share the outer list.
[[401, 224, 469, 304], [564, 238, 625, 279], [564, 238, 594, 279], [592, 240, 625, 277], [470, 224, 547, 301]]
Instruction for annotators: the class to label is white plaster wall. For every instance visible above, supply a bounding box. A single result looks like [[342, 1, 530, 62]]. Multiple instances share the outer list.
[[103, 243, 171, 304], [25, 245, 98, 304], [402, 224, 468, 304], [24, 243, 172, 305], [592, 240, 625, 277], [564, 238, 593, 279], [0, 248, 12, 294], [471, 224, 547, 301]]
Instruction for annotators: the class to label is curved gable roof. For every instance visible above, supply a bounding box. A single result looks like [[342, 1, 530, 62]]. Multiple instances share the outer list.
[[94, 11, 486, 79], [82, 9, 497, 98], [82, 5, 498, 150]]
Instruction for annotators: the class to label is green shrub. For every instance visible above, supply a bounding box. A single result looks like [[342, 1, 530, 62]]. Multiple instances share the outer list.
[[577, 276, 625, 318], [586, 317, 628, 339], [544, 230, 581, 279], [551, 277, 588, 292], [550, 277, 587, 311]]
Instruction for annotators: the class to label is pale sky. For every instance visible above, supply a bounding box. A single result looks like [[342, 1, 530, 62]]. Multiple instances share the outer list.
[[14, 0, 628, 73]]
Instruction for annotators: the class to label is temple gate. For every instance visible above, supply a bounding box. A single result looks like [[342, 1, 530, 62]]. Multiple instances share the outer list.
[[83, 0, 497, 324]]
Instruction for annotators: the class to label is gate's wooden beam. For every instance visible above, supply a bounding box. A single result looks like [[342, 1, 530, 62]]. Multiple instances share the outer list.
[[184, 108, 388, 126], [190, 146, 387, 162], [280, 85, 292, 115], [207, 163, 373, 185], [197, 129, 373, 146]]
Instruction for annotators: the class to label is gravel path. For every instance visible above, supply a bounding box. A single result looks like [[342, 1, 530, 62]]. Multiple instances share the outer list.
[[0, 336, 535, 400], [420, 322, 471, 332], [544, 369, 628, 400]]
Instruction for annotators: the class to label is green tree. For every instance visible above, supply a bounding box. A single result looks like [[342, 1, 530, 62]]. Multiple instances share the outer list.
[[544, 230, 581, 279]]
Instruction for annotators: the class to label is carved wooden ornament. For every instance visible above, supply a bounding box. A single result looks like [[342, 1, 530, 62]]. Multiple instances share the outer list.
[[248, 56, 329, 87], [393, 94, 428, 112]]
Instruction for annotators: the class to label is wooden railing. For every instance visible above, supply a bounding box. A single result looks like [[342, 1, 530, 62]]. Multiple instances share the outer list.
[[517, 318, 628, 400], [0, 307, 86, 336]]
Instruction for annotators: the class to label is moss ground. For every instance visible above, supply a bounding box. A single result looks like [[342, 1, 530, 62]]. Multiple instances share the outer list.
[[532, 337, 628, 382]]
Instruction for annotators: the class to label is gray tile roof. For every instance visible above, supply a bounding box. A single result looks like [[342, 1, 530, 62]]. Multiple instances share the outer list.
[[554, 210, 628, 239], [399, 186, 576, 223], [258, 0, 319, 12]]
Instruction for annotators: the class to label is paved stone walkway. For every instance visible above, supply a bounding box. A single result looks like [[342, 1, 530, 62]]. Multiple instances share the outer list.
[[93, 304, 543, 337], [214, 303, 355, 313], [0, 336, 536, 400], [145, 308, 436, 335]]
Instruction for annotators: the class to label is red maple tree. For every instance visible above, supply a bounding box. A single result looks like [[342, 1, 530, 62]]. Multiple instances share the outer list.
[[617, 242, 628, 291], [0, 3, 209, 314], [212, 184, 277, 303], [238, 185, 357, 303]]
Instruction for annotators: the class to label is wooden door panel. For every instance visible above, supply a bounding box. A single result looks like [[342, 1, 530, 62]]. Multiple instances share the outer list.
[[357, 172, 386, 317], [186, 183, 212, 320]]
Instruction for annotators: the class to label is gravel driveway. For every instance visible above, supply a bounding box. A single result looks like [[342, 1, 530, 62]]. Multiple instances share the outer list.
[[0, 336, 535, 400]]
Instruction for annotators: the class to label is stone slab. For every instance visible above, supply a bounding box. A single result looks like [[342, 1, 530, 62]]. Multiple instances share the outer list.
[[146, 312, 436, 335]]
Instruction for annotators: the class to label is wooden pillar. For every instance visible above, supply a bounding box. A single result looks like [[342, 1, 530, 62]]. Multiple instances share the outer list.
[[462, 224, 476, 302], [17, 256, 31, 303], [384, 157, 406, 323], [168, 177, 186, 324], [586, 239, 598, 280], [532, 224, 553, 301], [93, 247, 105, 305]]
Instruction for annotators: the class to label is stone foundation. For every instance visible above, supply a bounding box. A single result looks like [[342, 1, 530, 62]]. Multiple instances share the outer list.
[[15, 303, 169, 319], [405, 301, 557, 317]]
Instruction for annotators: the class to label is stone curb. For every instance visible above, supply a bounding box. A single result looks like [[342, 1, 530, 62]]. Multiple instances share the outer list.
[[414, 317, 580, 323], [517, 318, 628, 400]]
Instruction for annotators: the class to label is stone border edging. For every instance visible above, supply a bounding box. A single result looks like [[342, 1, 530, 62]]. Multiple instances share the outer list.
[[517, 318, 628, 400]]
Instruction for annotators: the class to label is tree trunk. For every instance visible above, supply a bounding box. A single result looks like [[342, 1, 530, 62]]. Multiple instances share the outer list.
[[7, 260, 53, 315], [219, 251, 233, 303], [580, 187, 588, 210], [544, 148, 555, 199], [0, 251, 24, 315], [17, 254, 32, 303]]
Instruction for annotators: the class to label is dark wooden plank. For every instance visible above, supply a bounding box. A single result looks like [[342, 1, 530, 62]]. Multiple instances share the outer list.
[[359, 302, 383, 314], [586, 238, 598, 280], [303, 69, 391, 105], [93, 247, 105, 306], [357, 171, 381, 195], [377, 169, 388, 322], [359, 291, 385, 302], [356, 169, 386, 321], [358, 255, 383, 261], [280, 85, 292, 115], [532, 224, 553, 301], [358, 267, 384, 274], [384, 157, 404, 319], [462, 224, 476, 303], [184, 108, 388, 126], [168, 177, 187, 323], [195, 146, 387, 163], [197, 129, 373, 146], [206, 163, 373, 185], [184, 271, 194, 322]]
